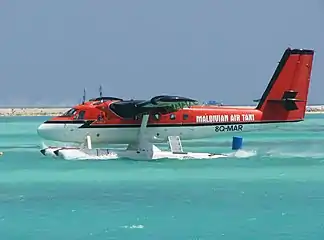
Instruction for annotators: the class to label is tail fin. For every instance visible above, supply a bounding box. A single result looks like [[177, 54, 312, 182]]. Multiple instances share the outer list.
[[256, 48, 314, 121]]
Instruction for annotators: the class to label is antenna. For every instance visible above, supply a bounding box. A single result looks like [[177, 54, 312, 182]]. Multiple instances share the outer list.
[[82, 88, 86, 104], [99, 85, 103, 98]]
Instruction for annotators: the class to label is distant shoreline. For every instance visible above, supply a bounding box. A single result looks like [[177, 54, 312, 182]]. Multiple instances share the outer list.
[[0, 106, 323, 117], [0, 108, 69, 117]]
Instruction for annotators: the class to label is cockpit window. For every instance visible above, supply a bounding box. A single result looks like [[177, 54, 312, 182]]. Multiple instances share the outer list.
[[77, 111, 86, 120], [60, 108, 77, 117]]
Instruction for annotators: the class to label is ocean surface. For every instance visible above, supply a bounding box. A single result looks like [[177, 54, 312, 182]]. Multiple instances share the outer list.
[[1, 115, 324, 239]]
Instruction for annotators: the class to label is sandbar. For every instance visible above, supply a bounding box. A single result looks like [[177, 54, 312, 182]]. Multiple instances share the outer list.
[[0, 108, 69, 117]]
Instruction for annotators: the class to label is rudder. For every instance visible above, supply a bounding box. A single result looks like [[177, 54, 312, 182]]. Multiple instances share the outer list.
[[256, 48, 314, 121]]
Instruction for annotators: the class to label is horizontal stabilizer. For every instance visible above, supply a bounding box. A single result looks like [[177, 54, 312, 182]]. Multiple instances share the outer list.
[[268, 90, 306, 111]]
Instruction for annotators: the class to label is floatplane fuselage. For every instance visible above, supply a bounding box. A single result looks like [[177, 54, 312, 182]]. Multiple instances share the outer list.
[[37, 106, 277, 146], [37, 48, 314, 153]]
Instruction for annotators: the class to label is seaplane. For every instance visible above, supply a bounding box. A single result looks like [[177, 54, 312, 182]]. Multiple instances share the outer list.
[[37, 48, 315, 160]]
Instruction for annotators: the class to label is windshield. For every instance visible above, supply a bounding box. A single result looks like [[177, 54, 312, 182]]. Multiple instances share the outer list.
[[60, 108, 77, 117]]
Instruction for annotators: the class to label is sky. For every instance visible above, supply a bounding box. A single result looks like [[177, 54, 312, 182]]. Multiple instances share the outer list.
[[0, 0, 323, 106]]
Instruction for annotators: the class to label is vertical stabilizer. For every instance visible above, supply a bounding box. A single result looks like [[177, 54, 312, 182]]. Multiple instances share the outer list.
[[256, 48, 314, 121]]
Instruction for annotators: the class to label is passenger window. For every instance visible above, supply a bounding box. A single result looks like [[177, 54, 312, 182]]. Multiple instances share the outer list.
[[77, 111, 86, 120], [183, 114, 189, 120], [134, 114, 142, 120], [170, 114, 176, 120], [154, 113, 160, 120]]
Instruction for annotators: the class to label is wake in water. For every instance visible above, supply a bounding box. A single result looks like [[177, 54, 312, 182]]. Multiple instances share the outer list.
[[2, 138, 323, 162], [264, 149, 324, 159], [224, 149, 257, 158]]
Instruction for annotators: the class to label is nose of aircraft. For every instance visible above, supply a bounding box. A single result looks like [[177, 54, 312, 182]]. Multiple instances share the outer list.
[[37, 123, 47, 138], [37, 121, 82, 142], [37, 122, 78, 142], [37, 123, 56, 141]]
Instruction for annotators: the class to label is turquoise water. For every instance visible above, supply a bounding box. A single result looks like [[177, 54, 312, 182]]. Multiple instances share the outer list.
[[1, 115, 324, 239]]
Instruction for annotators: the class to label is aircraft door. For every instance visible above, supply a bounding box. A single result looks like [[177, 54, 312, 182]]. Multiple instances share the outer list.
[[181, 112, 195, 138]]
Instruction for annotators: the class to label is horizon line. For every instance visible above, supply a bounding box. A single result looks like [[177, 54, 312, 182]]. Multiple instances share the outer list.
[[1, 104, 324, 108]]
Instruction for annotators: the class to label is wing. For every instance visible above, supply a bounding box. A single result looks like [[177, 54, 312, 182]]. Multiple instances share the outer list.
[[106, 96, 198, 119], [89, 96, 123, 102], [136, 95, 198, 109]]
